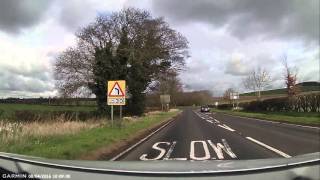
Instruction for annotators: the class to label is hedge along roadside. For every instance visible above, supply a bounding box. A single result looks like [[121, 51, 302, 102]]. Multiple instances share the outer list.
[[0, 110, 181, 159], [240, 93, 320, 112], [217, 93, 320, 112]]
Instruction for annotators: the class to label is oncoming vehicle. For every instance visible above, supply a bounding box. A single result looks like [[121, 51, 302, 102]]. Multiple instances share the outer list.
[[200, 105, 210, 112]]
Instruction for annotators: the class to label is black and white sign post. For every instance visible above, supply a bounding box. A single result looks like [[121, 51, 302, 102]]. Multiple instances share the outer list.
[[230, 92, 239, 109], [111, 105, 114, 126], [160, 95, 171, 112], [107, 80, 126, 128]]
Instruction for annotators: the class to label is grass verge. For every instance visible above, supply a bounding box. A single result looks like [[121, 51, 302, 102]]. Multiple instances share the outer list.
[[212, 109, 320, 126], [0, 110, 180, 159]]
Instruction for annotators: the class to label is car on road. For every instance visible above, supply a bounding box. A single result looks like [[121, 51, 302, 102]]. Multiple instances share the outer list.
[[200, 105, 210, 112]]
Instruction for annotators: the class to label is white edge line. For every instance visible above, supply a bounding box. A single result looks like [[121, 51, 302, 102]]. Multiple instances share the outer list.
[[246, 137, 291, 158], [224, 114, 320, 130], [110, 117, 176, 161]]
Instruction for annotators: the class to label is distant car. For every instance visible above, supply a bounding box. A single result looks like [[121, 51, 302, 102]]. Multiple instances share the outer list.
[[200, 106, 210, 112]]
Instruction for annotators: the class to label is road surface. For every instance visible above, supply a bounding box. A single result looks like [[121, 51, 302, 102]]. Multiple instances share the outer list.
[[115, 108, 320, 161]]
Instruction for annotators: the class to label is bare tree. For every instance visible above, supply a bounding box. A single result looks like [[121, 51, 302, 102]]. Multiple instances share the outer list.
[[147, 69, 183, 107], [242, 67, 271, 99], [282, 56, 300, 97], [150, 70, 182, 93]]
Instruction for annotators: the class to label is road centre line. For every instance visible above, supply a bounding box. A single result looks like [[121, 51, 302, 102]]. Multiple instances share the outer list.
[[195, 111, 237, 132], [218, 124, 236, 132], [246, 137, 291, 158], [213, 119, 220, 123], [206, 120, 214, 124]]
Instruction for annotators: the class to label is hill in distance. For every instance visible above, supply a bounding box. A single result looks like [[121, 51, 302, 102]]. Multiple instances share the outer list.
[[240, 81, 320, 96]]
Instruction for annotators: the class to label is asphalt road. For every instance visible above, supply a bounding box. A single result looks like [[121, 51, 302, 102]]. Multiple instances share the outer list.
[[116, 108, 320, 161]]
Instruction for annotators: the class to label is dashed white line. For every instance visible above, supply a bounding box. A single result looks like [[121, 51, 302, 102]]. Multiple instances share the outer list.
[[246, 137, 291, 158], [218, 124, 236, 132], [206, 120, 214, 123]]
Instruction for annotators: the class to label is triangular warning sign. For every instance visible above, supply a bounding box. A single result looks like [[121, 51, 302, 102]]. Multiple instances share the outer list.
[[108, 82, 125, 97]]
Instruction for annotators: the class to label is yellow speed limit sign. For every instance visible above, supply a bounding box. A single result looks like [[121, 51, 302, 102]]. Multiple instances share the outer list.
[[107, 80, 126, 105]]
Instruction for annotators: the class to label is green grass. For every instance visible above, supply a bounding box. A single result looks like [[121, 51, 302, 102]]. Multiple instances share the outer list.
[[0, 110, 180, 159], [0, 104, 96, 119], [212, 109, 320, 126]]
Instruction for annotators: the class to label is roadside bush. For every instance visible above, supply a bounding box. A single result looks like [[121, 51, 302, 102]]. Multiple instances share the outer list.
[[217, 104, 233, 110]]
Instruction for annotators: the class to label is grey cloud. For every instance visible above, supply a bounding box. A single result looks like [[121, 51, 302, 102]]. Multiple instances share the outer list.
[[0, 74, 53, 93], [225, 53, 279, 76], [4, 65, 51, 82], [179, 58, 244, 95], [55, 0, 97, 31], [0, 0, 53, 33], [0, 64, 54, 95], [152, 0, 319, 42], [301, 70, 319, 82], [224, 58, 250, 76]]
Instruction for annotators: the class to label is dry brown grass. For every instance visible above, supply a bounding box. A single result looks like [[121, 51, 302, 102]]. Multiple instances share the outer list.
[[145, 109, 179, 116], [0, 119, 106, 144], [22, 120, 105, 136]]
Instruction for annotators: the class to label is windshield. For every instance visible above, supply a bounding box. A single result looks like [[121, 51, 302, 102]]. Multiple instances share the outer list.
[[0, 0, 319, 175]]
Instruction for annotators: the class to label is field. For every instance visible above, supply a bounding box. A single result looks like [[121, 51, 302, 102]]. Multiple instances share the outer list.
[[0, 104, 96, 120], [241, 82, 319, 97]]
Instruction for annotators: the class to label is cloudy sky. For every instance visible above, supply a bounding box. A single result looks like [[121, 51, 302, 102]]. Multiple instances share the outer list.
[[0, 0, 319, 98]]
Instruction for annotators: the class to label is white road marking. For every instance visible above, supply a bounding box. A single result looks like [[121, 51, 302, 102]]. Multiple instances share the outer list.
[[110, 116, 176, 161], [190, 141, 210, 160], [246, 137, 291, 158], [207, 139, 237, 159], [140, 139, 238, 161], [206, 120, 214, 123], [207, 140, 224, 159], [139, 142, 170, 160], [163, 141, 177, 160], [213, 119, 220, 123], [167, 158, 187, 160], [221, 139, 237, 158], [218, 124, 236, 132]]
